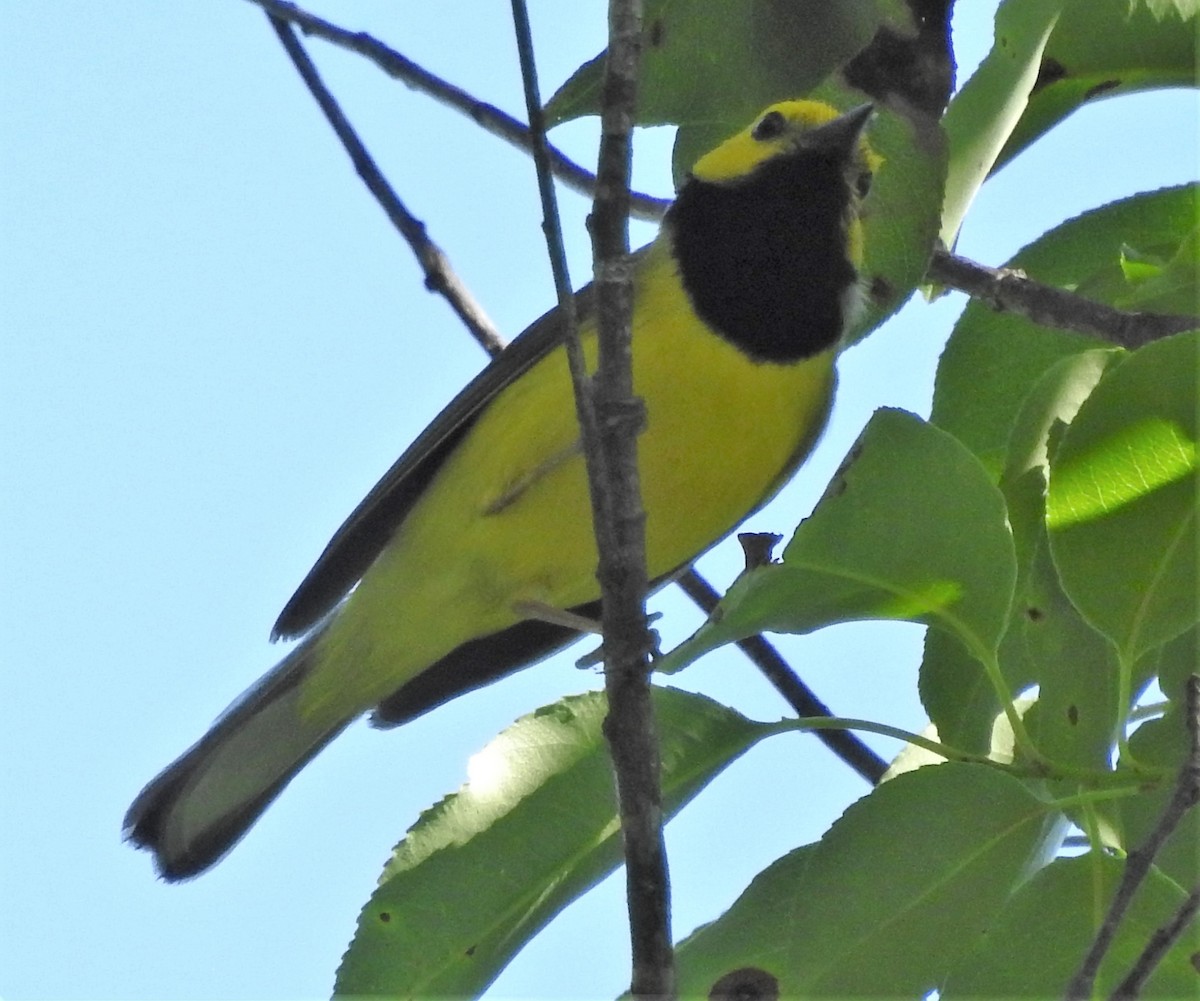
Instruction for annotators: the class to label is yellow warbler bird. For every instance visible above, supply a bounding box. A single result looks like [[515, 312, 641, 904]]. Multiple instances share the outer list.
[[125, 99, 876, 879]]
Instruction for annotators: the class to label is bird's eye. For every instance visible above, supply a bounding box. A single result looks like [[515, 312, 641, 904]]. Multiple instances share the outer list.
[[752, 110, 787, 141], [855, 170, 873, 199]]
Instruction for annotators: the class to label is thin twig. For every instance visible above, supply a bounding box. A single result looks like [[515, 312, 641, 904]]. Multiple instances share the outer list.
[[589, 1, 673, 993], [265, 15, 505, 355], [927, 248, 1199, 350], [510, 1, 671, 995], [246, 0, 670, 220], [675, 570, 887, 785], [1108, 884, 1200, 999], [1064, 674, 1200, 1000]]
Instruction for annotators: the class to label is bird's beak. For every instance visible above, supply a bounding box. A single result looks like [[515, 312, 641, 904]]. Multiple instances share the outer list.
[[802, 103, 875, 156]]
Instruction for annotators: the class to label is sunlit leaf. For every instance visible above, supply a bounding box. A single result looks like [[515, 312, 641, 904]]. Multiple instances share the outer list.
[[932, 184, 1196, 478], [1047, 330, 1199, 660], [334, 688, 779, 997]]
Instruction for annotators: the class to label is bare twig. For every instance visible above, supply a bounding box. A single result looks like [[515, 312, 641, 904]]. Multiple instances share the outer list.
[[1108, 884, 1200, 999], [1064, 674, 1200, 1000], [675, 570, 887, 785], [265, 15, 504, 355], [589, 2, 673, 993], [246, 0, 670, 220], [928, 248, 1199, 350], [510, 1, 670, 995]]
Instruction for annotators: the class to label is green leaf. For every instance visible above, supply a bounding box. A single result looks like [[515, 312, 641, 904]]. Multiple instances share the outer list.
[[675, 763, 1055, 997], [544, 0, 906, 130], [940, 0, 1068, 244], [1109, 706, 1200, 890], [837, 96, 948, 346], [1156, 622, 1199, 704], [658, 410, 1015, 674], [996, 350, 1130, 769], [1141, 0, 1200, 19], [920, 627, 1008, 755], [943, 853, 1200, 998], [1047, 330, 1199, 660], [333, 688, 779, 998], [1002, 348, 1127, 482], [1116, 222, 1200, 314], [931, 184, 1197, 478], [1018, 527, 1126, 769], [994, 0, 1200, 174]]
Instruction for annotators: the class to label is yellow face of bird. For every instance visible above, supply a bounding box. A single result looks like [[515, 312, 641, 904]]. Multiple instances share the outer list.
[[672, 100, 880, 351], [690, 99, 880, 185]]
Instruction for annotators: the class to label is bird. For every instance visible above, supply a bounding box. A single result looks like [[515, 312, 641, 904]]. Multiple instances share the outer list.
[[125, 99, 876, 880]]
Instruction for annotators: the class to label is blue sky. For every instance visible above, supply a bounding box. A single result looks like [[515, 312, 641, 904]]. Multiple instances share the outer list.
[[2, 3, 1196, 998]]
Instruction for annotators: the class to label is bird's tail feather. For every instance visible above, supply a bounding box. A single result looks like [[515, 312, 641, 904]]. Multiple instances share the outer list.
[[123, 631, 352, 880]]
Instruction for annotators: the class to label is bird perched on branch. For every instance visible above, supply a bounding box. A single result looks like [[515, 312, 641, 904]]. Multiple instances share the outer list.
[[126, 99, 876, 879]]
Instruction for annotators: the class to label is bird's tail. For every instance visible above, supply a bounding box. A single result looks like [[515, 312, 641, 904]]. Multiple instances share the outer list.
[[123, 631, 352, 880]]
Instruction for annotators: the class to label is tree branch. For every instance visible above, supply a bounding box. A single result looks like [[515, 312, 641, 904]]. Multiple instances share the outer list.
[[510, 2, 671, 995], [265, 15, 504, 356], [1064, 674, 1200, 1000], [676, 569, 888, 785], [927, 248, 1199, 350], [589, 3, 674, 994], [245, 0, 669, 220], [1108, 884, 1200, 999]]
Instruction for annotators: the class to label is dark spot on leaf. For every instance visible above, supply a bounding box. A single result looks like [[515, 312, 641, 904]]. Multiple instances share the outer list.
[[1085, 79, 1121, 100], [1067, 704, 1079, 725], [1026, 606, 1044, 622], [1034, 57, 1068, 92], [378, 911, 391, 923], [465, 944, 476, 957], [869, 275, 893, 305], [648, 18, 665, 47], [709, 966, 780, 1001], [1190, 949, 1200, 973]]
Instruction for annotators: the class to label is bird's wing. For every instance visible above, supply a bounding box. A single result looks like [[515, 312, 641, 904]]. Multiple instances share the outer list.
[[271, 284, 597, 640]]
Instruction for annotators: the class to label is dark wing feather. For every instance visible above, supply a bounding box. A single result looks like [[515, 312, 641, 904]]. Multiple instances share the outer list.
[[271, 284, 597, 640], [370, 599, 602, 727]]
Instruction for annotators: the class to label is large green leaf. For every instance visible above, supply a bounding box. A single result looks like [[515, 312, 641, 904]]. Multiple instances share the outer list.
[[923, 350, 1123, 756], [942, 853, 1200, 998], [1002, 350, 1130, 770], [994, 0, 1200, 174], [931, 184, 1197, 479], [1046, 330, 1199, 661], [659, 409, 1015, 675], [333, 688, 781, 997], [544, 0, 911, 131], [940, 0, 1068, 244], [674, 763, 1055, 997]]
